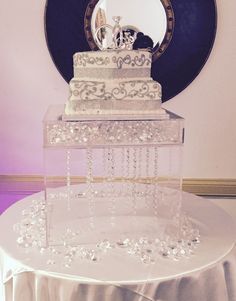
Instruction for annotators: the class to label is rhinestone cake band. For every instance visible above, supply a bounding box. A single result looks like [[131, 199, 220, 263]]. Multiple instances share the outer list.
[[74, 68, 150, 79]]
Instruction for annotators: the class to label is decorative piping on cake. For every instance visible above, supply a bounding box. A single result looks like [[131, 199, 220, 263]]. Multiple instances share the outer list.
[[112, 53, 151, 69], [69, 80, 161, 101], [74, 53, 110, 67], [74, 52, 151, 69]]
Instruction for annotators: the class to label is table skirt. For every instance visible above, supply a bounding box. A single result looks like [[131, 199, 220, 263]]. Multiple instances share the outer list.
[[1, 243, 236, 301]]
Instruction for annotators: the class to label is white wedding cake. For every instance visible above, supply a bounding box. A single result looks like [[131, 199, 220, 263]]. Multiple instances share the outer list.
[[64, 49, 166, 116]]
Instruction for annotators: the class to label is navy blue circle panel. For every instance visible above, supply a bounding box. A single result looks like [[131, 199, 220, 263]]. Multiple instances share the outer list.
[[45, 0, 217, 102]]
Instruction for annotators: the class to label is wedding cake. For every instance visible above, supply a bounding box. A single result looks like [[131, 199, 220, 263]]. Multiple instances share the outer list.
[[12, 18, 200, 269], [64, 49, 166, 116]]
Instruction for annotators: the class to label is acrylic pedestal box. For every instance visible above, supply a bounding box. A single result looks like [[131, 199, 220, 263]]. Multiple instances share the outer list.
[[43, 105, 185, 253]]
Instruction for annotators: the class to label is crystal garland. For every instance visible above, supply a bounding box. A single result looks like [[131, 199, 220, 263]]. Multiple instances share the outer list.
[[107, 147, 116, 227], [120, 147, 125, 197], [86, 147, 95, 228], [145, 147, 150, 209], [102, 148, 108, 198], [66, 149, 71, 211], [131, 147, 138, 219], [153, 146, 159, 217]]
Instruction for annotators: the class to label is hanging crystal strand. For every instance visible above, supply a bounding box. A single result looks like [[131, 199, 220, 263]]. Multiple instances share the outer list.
[[153, 146, 159, 218], [168, 146, 173, 188], [175, 190, 183, 241], [66, 149, 71, 211], [145, 147, 150, 209], [125, 147, 131, 200], [137, 147, 142, 196], [120, 147, 125, 197], [86, 147, 95, 228], [102, 148, 108, 197], [107, 147, 116, 227], [132, 147, 138, 218]]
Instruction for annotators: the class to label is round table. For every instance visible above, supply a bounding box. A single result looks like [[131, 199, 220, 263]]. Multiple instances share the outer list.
[[0, 191, 236, 301]]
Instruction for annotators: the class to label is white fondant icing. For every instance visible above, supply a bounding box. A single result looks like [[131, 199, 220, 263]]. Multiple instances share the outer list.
[[65, 49, 163, 116]]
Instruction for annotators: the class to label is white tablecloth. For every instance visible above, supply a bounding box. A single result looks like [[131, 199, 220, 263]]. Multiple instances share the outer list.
[[1, 191, 236, 301]]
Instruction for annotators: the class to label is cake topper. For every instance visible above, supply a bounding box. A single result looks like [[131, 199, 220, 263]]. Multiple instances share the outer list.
[[94, 16, 138, 50]]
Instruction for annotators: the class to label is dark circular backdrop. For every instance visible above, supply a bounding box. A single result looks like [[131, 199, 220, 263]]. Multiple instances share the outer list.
[[45, 0, 217, 102]]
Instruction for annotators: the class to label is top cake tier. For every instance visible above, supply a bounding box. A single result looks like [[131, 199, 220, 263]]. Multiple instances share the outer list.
[[73, 49, 152, 79]]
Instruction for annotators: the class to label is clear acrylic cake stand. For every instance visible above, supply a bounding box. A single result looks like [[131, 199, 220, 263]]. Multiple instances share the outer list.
[[43, 105, 185, 255]]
